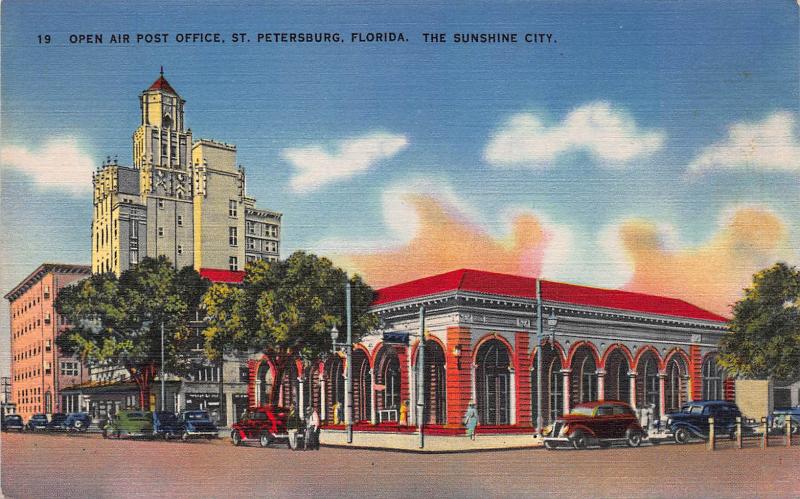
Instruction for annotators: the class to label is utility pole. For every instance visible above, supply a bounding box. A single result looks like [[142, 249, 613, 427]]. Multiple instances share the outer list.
[[536, 279, 544, 435], [345, 280, 353, 444], [161, 321, 166, 411], [417, 306, 425, 449]]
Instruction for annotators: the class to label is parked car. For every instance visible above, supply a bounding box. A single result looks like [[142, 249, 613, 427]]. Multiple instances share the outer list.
[[25, 413, 49, 431], [230, 406, 290, 448], [771, 406, 800, 435], [1, 414, 25, 432], [178, 410, 219, 440], [542, 400, 644, 449], [46, 413, 69, 431], [665, 400, 751, 444], [103, 410, 153, 438], [63, 412, 92, 432], [152, 411, 185, 440]]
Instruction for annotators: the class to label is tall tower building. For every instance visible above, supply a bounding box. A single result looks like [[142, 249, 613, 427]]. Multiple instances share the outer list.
[[92, 72, 281, 275]]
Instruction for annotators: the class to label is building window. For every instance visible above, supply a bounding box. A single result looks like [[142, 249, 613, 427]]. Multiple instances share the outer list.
[[196, 366, 220, 382], [177, 215, 183, 227], [158, 227, 164, 237], [229, 200, 238, 217], [130, 249, 139, 264], [43, 285, 50, 299], [247, 238, 255, 250], [158, 199, 165, 209], [229, 257, 238, 271], [44, 362, 51, 375], [44, 312, 51, 324], [229, 227, 238, 246], [60, 361, 79, 376], [130, 221, 139, 240], [246, 221, 254, 234], [45, 340, 51, 352]]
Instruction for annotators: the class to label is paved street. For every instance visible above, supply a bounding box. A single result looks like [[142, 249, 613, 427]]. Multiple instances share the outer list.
[[2, 432, 799, 498]]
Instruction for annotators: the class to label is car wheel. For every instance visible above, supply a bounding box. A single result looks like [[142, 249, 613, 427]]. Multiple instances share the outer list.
[[231, 431, 242, 446], [181, 431, 190, 442], [164, 432, 171, 441], [102, 428, 109, 439], [543, 441, 556, 450], [626, 430, 642, 448], [73, 421, 84, 431], [259, 433, 271, 448], [571, 431, 588, 450], [674, 427, 690, 444]]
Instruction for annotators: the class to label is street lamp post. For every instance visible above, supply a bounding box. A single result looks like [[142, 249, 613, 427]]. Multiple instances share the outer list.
[[536, 279, 544, 435], [161, 321, 165, 411], [417, 306, 425, 449], [331, 280, 353, 444]]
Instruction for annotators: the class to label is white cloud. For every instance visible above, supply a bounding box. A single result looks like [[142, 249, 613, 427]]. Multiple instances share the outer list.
[[688, 111, 800, 174], [1, 137, 95, 195], [484, 101, 665, 167], [282, 132, 408, 193]]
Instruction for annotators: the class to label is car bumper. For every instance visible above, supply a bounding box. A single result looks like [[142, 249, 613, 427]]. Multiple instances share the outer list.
[[185, 431, 218, 437], [542, 437, 571, 446]]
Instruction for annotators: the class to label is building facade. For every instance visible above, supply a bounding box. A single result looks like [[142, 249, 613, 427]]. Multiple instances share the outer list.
[[92, 71, 281, 275], [4, 264, 92, 420], [247, 269, 734, 431]]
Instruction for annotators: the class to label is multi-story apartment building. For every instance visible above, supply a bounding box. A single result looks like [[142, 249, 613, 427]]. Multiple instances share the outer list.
[[92, 71, 281, 275], [4, 264, 91, 419]]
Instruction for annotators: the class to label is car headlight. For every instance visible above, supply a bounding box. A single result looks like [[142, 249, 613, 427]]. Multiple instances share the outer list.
[[559, 425, 569, 437], [542, 424, 553, 436]]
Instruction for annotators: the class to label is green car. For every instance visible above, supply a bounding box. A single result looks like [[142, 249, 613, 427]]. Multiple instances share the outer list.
[[103, 410, 154, 439]]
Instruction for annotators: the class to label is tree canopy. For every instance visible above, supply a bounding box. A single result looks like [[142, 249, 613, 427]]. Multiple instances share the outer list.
[[719, 262, 800, 380], [56, 256, 209, 407], [201, 251, 377, 404]]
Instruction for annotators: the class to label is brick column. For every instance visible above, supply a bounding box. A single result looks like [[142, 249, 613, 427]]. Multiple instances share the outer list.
[[396, 345, 410, 413], [446, 326, 472, 426], [561, 369, 572, 415], [246, 359, 259, 408], [689, 345, 703, 401], [515, 332, 532, 426]]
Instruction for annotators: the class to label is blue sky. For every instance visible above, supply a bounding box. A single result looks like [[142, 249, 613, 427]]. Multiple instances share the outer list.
[[2, 1, 799, 376]]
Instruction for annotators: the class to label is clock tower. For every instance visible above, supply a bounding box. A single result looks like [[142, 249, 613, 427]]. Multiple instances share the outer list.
[[133, 69, 195, 268]]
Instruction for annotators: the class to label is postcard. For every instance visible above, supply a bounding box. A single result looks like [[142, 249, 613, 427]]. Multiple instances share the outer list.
[[1, 1, 798, 497]]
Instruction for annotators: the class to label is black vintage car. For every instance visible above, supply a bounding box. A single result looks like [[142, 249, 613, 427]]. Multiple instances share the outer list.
[[1, 414, 25, 432], [152, 411, 185, 440], [25, 413, 49, 431], [665, 400, 754, 443], [63, 412, 92, 432], [46, 413, 69, 431]]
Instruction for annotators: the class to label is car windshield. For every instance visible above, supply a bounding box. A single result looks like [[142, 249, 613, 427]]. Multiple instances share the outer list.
[[570, 406, 595, 416], [248, 412, 268, 421], [156, 412, 178, 423], [185, 412, 210, 420], [6, 415, 22, 421], [126, 412, 147, 420]]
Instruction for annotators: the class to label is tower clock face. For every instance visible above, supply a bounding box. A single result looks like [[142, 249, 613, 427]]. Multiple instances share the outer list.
[[155, 169, 172, 195]]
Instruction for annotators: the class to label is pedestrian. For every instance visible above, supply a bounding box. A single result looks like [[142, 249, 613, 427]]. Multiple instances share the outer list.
[[305, 407, 320, 450], [463, 400, 478, 441], [399, 400, 409, 426], [333, 401, 343, 426], [287, 403, 301, 450]]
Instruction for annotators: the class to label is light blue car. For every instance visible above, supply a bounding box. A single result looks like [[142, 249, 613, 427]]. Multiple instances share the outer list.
[[771, 406, 800, 435]]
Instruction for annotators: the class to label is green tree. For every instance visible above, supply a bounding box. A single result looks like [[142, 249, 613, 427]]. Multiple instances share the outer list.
[[201, 282, 247, 424], [240, 252, 377, 404], [719, 262, 800, 380], [56, 256, 209, 409]]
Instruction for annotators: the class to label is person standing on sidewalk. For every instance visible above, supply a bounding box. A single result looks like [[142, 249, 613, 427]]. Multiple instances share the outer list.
[[305, 408, 320, 450], [287, 403, 301, 450], [463, 400, 479, 441]]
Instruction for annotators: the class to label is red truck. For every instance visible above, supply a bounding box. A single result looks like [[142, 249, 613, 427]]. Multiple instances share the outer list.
[[230, 406, 290, 448]]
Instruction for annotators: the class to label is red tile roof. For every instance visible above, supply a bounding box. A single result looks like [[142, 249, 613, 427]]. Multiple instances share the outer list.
[[373, 269, 728, 323], [147, 75, 178, 95], [199, 268, 245, 284]]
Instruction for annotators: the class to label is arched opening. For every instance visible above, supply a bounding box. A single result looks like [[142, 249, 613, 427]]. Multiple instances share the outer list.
[[531, 343, 563, 426], [702, 355, 724, 400], [255, 361, 273, 407], [569, 345, 598, 407], [375, 346, 402, 417], [416, 340, 447, 425], [604, 348, 631, 402], [352, 349, 371, 423], [476, 339, 511, 425], [325, 356, 345, 423], [279, 362, 299, 408], [665, 354, 689, 412], [636, 350, 660, 414]]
